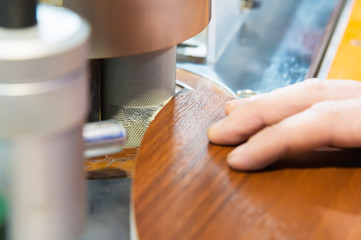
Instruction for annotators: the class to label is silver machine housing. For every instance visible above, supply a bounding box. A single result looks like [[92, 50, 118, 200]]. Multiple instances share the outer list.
[[0, 4, 90, 240]]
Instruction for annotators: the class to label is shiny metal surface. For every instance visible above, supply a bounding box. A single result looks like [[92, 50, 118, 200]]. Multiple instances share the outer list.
[[178, 0, 340, 93], [240, 0, 261, 10], [6, 127, 86, 240], [81, 179, 131, 240], [0, 4, 89, 83], [83, 120, 127, 158], [63, 0, 211, 58], [101, 46, 176, 147], [0, 4, 89, 240]]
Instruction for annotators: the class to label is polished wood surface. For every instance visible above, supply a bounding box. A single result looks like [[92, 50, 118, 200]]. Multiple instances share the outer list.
[[133, 90, 361, 240], [85, 69, 232, 179], [328, 0, 361, 80]]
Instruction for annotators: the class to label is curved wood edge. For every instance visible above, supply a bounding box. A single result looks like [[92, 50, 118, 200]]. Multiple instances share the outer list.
[[132, 89, 361, 240], [176, 69, 235, 97]]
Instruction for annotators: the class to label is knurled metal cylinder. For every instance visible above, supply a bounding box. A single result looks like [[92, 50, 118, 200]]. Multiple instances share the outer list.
[[101, 46, 176, 147]]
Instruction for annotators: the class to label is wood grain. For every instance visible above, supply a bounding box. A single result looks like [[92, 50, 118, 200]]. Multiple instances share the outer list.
[[133, 90, 361, 240]]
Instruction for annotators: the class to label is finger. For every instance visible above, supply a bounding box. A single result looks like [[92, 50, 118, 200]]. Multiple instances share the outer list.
[[208, 79, 361, 145], [225, 79, 361, 115], [227, 98, 361, 171], [225, 97, 255, 115]]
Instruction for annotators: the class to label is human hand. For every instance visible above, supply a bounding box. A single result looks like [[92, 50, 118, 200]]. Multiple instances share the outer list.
[[207, 78, 361, 171]]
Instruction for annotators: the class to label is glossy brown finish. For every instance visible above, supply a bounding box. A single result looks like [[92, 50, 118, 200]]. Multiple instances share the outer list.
[[133, 90, 361, 240], [63, 0, 211, 58]]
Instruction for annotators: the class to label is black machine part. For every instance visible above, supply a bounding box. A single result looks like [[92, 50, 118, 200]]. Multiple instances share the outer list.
[[0, 0, 37, 28]]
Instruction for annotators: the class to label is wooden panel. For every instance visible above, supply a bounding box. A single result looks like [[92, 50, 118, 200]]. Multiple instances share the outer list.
[[133, 90, 361, 240], [327, 0, 361, 80]]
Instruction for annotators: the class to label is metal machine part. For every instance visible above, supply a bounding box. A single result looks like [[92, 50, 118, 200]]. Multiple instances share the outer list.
[[63, 0, 211, 59], [240, 0, 261, 9], [83, 120, 128, 158], [0, 0, 37, 28], [101, 47, 176, 147], [178, 0, 342, 94], [236, 89, 259, 98], [0, 3, 89, 240], [177, 0, 249, 64], [63, 0, 211, 147]]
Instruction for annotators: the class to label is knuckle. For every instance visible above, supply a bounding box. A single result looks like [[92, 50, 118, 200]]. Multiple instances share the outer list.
[[225, 97, 258, 115], [310, 100, 343, 118]]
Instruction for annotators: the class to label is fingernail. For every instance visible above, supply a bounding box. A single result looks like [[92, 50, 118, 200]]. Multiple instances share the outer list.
[[225, 99, 247, 109], [227, 145, 249, 170], [226, 98, 247, 105], [207, 119, 225, 141], [209, 119, 224, 131]]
